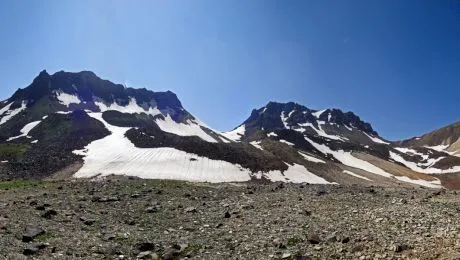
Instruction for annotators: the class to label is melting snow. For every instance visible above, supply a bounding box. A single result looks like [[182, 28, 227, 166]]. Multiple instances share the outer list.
[[425, 144, 450, 152], [344, 125, 353, 131], [343, 170, 372, 181], [155, 115, 218, 143], [31, 140, 38, 144], [250, 141, 263, 150], [0, 102, 13, 116], [56, 92, 81, 106], [263, 163, 331, 184], [299, 152, 326, 163], [0, 101, 27, 125], [298, 122, 347, 141], [394, 176, 442, 188], [221, 124, 245, 142], [389, 151, 460, 174], [74, 113, 251, 182], [305, 137, 393, 177], [267, 132, 278, 137], [363, 132, 389, 145], [0, 160, 8, 163], [280, 111, 289, 128], [312, 109, 327, 119], [96, 97, 161, 117], [279, 140, 295, 146], [7, 120, 41, 141]]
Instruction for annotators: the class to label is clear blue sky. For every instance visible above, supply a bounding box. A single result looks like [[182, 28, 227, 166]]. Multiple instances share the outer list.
[[0, 0, 459, 140]]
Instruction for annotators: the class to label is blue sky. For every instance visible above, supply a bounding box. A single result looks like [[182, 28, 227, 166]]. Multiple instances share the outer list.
[[0, 0, 459, 140]]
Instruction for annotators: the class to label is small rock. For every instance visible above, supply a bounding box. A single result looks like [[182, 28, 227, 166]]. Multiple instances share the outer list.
[[136, 242, 155, 252], [393, 243, 410, 253], [224, 211, 231, 218], [104, 233, 116, 241], [184, 207, 197, 213], [80, 217, 95, 226], [282, 253, 291, 259], [41, 209, 58, 219], [137, 251, 152, 259], [22, 225, 45, 242], [23, 243, 47, 255], [307, 233, 321, 244], [145, 206, 158, 213], [163, 245, 181, 260]]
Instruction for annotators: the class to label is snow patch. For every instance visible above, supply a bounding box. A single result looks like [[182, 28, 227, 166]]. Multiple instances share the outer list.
[[343, 170, 372, 181], [96, 97, 161, 117], [31, 140, 38, 144], [394, 176, 442, 189], [279, 140, 295, 146], [250, 141, 263, 150], [363, 132, 389, 145], [299, 152, 326, 164], [267, 132, 278, 137], [263, 163, 331, 184], [280, 111, 289, 128], [221, 124, 245, 142], [0, 101, 27, 125], [425, 144, 450, 152], [56, 92, 81, 107], [305, 137, 393, 177], [7, 120, 41, 141], [312, 109, 327, 119], [389, 151, 460, 174], [155, 115, 218, 143]]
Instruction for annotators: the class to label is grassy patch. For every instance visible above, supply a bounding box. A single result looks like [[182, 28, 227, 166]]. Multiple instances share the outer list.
[[0, 143, 29, 160], [0, 179, 41, 190], [181, 244, 203, 257]]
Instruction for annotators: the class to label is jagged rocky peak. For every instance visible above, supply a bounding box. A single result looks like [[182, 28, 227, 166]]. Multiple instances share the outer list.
[[242, 101, 378, 136], [8, 70, 190, 122]]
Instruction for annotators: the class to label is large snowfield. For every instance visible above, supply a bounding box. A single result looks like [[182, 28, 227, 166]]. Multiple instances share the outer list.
[[74, 113, 331, 184]]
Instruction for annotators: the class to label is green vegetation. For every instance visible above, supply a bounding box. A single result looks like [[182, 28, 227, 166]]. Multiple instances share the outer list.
[[0, 179, 41, 190], [0, 143, 29, 160]]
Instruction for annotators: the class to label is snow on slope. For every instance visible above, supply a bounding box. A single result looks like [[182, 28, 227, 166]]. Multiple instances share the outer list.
[[96, 98, 161, 116], [363, 132, 389, 145], [343, 170, 372, 181], [74, 113, 250, 182], [389, 151, 460, 174], [0, 101, 27, 125], [7, 120, 41, 141], [221, 124, 245, 141], [56, 92, 81, 106], [155, 115, 218, 143], [312, 109, 327, 118], [250, 141, 263, 150], [0, 102, 13, 116], [394, 176, 442, 189], [297, 122, 346, 141], [74, 113, 332, 184], [304, 136, 393, 178], [299, 152, 326, 164], [262, 163, 331, 184]]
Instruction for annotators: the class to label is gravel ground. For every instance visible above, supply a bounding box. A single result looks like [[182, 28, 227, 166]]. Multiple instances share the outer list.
[[0, 177, 460, 259]]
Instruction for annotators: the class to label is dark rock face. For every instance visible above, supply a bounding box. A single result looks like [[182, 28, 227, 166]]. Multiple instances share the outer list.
[[7, 70, 191, 123], [242, 101, 378, 137]]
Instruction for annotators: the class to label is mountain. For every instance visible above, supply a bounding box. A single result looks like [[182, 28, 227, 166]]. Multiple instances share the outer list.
[[1, 70, 459, 189], [397, 121, 460, 156]]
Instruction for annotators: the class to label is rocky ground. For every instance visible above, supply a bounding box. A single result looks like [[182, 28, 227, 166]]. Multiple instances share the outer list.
[[0, 177, 460, 259]]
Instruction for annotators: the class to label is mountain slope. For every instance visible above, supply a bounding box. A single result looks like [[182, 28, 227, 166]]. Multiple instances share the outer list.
[[397, 121, 460, 156], [1, 70, 459, 189]]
